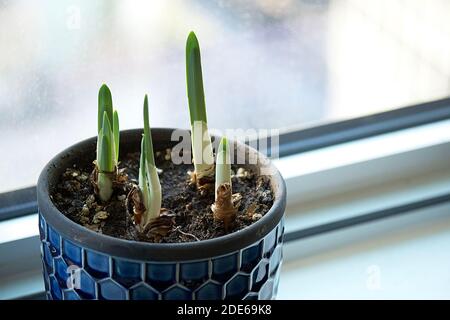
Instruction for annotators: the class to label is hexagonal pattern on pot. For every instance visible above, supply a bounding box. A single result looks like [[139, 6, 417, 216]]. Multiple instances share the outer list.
[[145, 263, 177, 291], [195, 281, 223, 300], [99, 279, 127, 300], [272, 267, 281, 297], [49, 275, 62, 300], [39, 212, 284, 300], [42, 242, 54, 274], [243, 292, 259, 300], [262, 228, 277, 258], [63, 239, 82, 266], [130, 283, 159, 300], [225, 273, 250, 300], [162, 285, 192, 300], [240, 240, 262, 273], [76, 269, 97, 299], [212, 253, 238, 282], [269, 245, 282, 276], [250, 260, 269, 291], [54, 256, 69, 286], [277, 220, 285, 244], [258, 279, 274, 300], [63, 289, 81, 300], [180, 261, 209, 289], [47, 225, 61, 256], [85, 249, 110, 278], [39, 215, 46, 241], [112, 258, 142, 288]]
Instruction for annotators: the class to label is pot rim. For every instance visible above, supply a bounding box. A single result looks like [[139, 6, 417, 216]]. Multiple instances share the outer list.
[[37, 128, 286, 261]]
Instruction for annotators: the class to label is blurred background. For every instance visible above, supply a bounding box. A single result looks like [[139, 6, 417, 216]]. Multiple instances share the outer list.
[[0, 0, 449, 192]]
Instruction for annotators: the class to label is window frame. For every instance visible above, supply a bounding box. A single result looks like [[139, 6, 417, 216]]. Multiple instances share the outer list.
[[273, 97, 450, 156], [0, 187, 36, 221]]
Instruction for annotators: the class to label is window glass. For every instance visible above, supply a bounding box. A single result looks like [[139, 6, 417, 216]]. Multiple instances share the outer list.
[[0, 0, 449, 192]]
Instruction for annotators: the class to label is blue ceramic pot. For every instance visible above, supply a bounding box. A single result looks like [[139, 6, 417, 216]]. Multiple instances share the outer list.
[[37, 129, 286, 300]]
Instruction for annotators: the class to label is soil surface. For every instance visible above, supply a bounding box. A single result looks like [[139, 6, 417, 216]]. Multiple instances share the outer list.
[[52, 149, 274, 243]]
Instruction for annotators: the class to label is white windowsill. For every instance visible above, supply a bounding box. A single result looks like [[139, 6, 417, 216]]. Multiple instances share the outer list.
[[279, 201, 450, 299]]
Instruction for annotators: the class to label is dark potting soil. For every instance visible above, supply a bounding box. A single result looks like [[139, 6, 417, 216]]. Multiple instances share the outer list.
[[51, 149, 274, 243]]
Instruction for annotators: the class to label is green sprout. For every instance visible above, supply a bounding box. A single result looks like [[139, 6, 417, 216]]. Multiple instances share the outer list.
[[138, 95, 162, 227], [96, 84, 119, 202], [211, 137, 236, 229], [186, 31, 215, 185]]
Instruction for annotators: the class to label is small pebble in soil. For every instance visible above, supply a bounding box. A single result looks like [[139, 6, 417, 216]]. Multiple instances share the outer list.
[[81, 205, 90, 216], [236, 167, 251, 179], [77, 172, 89, 182], [86, 195, 95, 206], [164, 148, 171, 161], [252, 213, 263, 221], [93, 211, 109, 224]]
